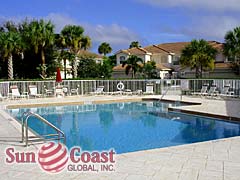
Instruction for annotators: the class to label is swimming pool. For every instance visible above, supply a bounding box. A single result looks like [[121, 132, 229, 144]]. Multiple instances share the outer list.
[[8, 101, 240, 154]]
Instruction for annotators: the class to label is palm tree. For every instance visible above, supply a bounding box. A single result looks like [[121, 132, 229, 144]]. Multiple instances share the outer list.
[[60, 25, 85, 78], [224, 26, 240, 75], [81, 36, 92, 50], [142, 61, 157, 79], [224, 27, 240, 61], [180, 39, 217, 78], [122, 55, 143, 78], [98, 42, 112, 56], [21, 19, 55, 77], [0, 26, 24, 79], [129, 41, 141, 48]]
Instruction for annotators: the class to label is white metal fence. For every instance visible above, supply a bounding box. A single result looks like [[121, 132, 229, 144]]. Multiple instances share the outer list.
[[0, 79, 240, 97]]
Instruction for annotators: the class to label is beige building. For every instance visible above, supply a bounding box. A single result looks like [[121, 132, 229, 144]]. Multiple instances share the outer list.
[[114, 41, 237, 79]]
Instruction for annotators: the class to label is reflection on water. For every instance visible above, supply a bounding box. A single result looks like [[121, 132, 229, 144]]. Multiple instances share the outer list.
[[8, 101, 240, 154], [99, 110, 114, 131]]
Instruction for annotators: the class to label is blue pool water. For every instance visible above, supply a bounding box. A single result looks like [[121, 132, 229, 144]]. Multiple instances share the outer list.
[[8, 101, 240, 154]]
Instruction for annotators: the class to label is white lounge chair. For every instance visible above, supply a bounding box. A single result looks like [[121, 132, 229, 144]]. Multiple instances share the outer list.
[[9, 86, 29, 99], [208, 84, 219, 97], [90, 86, 104, 95], [29, 85, 42, 98], [220, 84, 236, 98], [55, 86, 65, 97], [132, 89, 143, 95], [192, 84, 208, 96], [0, 93, 7, 101], [122, 89, 132, 95], [70, 85, 79, 96]]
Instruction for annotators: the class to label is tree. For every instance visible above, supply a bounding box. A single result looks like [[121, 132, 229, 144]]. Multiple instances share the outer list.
[[122, 55, 143, 78], [142, 61, 157, 79], [61, 25, 87, 78], [180, 39, 217, 78], [78, 58, 99, 78], [21, 19, 55, 77], [224, 26, 240, 75], [98, 42, 112, 56], [0, 22, 24, 80], [98, 57, 113, 78], [129, 41, 141, 48], [108, 55, 117, 67], [81, 36, 92, 50]]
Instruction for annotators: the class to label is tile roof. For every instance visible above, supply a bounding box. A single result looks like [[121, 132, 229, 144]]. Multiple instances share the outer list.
[[113, 64, 126, 71], [117, 47, 150, 55], [214, 62, 232, 69], [77, 50, 103, 59], [157, 42, 191, 54], [144, 45, 169, 54], [113, 63, 172, 71], [156, 41, 224, 54], [116, 41, 224, 56]]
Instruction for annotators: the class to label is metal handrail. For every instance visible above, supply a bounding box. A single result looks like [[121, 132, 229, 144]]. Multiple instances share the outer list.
[[160, 85, 182, 101], [22, 111, 65, 146]]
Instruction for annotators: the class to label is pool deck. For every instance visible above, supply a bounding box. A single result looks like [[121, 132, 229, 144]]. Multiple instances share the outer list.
[[0, 95, 240, 180]]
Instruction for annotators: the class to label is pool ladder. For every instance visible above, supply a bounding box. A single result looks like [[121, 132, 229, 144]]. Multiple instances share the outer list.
[[21, 111, 65, 146]]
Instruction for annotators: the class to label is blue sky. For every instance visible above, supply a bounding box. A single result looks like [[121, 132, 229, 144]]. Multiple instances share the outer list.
[[1, 0, 240, 53]]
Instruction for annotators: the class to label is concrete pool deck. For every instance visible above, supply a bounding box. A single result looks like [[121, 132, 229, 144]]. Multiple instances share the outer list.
[[0, 95, 240, 179]]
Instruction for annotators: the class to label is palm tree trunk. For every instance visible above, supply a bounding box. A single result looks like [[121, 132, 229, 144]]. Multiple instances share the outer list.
[[41, 49, 46, 77], [195, 67, 199, 78], [200, 65, 203, 78], [72, 57, 78, 78], [64, 58, 67, 79], [132, 70, 135, 79], [8, 54, 14, 80]]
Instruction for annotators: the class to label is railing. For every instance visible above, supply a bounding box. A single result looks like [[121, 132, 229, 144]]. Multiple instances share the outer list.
[[0, 79, 240, 97], [21, 111, 65, 146]]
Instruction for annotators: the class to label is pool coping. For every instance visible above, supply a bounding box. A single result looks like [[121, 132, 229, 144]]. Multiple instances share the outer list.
[[5, 97, 143, 109], [168, 107, 240, 122], [143, 97, 240, 123]]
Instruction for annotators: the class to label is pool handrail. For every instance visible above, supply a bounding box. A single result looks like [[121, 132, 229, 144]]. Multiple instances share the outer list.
[[21, 111, 65, 146]]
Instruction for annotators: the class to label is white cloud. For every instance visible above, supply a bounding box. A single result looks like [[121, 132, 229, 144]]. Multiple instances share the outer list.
[[136, 0, 240, 11], [173, 16, 240, 41], [84, 24, 142, 45], [46, 13, 78, 33], [45, 13, 144, 51], [0, 13, 144, 52]]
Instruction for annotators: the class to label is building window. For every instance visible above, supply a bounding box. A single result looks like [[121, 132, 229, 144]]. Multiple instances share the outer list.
[[120, 56, 126, 64], [173, 56, 180, 65]]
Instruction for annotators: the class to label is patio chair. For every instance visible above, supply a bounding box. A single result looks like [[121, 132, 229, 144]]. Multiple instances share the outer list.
[[131, 89, 143, 95], [8, 86, 29, 99], [207, 84, 219, 97], [90, 86, 104, 95], [55, 86, 65, 97], [70, 85, 79, 96], [0, 93, 7, 101], [122, 89, 133, 95], [44, 86, 54, 97], [219, 84, 236, 98], [192, 84, 208, 96], [29, 85, 42, 98]]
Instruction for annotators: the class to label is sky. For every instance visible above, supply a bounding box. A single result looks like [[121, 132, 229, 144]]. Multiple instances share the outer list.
[[0, 0, 240, 53]]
